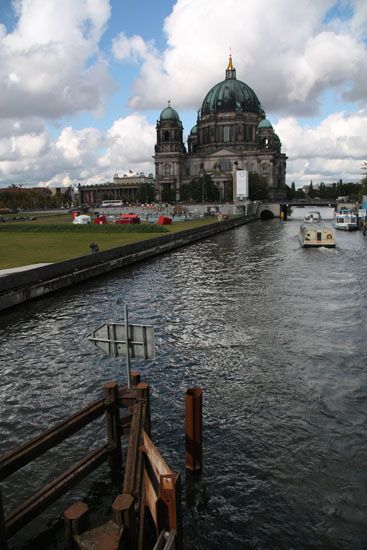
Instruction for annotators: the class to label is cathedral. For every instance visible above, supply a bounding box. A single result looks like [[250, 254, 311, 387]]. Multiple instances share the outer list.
[[154, 56, 287, 202]]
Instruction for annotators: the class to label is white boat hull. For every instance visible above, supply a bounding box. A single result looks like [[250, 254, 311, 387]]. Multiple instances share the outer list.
[[334, 210, 358, 231], [299, 225, 335, 248]]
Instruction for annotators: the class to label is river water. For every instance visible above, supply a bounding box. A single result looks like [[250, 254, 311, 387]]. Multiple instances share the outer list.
[[1, 208, 367, 549]]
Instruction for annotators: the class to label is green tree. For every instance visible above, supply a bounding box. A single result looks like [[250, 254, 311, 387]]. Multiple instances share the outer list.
[[161, 184, 175, 203], [357, 176, 367, 202], [285, 184, 293, 200], [248, 173, 269, 200], [308, 180, 316, 198], [0, 190, 55, 210], [295, 188, 306, 198], [136, 183, 155, 203], [180, 174, 219, 202]]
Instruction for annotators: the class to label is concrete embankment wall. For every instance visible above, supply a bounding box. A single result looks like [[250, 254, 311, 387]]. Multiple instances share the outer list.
[[0, 215, 254, 311]]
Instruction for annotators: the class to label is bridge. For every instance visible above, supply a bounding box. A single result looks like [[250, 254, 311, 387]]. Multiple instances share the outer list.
[[281, 199, 337, 207], [255, 199, 356, 220]]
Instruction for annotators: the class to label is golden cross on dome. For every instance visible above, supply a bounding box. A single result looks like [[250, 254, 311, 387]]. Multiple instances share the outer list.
[[168, 99, 171, 107], [227, 52, 234, 70]]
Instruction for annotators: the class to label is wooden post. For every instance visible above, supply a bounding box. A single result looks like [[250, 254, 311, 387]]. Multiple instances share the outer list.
[[157, 474, 183, 550], [64, 501, 89, 548], [0, 488, 8, 550], [130, 371, 141, 387], [185, 387, 202, 473], [104, 381, 123, 481], [136, 382, 151, 436], [112, 493, 137, 548]]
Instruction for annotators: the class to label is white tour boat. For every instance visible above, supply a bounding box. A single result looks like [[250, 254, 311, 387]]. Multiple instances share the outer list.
[[299, 225, 335, 248], [333, 208, 358, 231], [303, 211, 321, 223]]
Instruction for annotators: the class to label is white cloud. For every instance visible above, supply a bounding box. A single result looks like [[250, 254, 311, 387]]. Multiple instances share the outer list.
[[276, 110, 367, 185], [112, 32, 155, 63], [0, 0, 114, 119], [113, 0, 367, 117], [0, 114, 155, 187], [56, 127, 103, 163], [101, 113, 155, 169]]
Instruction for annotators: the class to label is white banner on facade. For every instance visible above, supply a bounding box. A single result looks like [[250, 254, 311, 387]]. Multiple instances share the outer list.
[[236, 170, 249, 199]]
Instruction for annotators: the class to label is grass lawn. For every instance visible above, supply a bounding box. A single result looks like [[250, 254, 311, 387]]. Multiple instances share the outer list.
[[0, 217, 218, 269]]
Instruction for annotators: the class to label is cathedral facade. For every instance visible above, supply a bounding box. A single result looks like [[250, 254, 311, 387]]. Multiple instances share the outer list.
[[154, 56, 287, 201]]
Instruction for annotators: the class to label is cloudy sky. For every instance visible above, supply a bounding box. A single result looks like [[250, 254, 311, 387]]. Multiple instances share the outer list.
[[0, 0, 366, 189]]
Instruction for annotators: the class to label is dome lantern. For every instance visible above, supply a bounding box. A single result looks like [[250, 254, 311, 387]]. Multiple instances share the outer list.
[[160, 100, 180, 122], [225, 54, 236, 80], [258, 118, 273, 130]]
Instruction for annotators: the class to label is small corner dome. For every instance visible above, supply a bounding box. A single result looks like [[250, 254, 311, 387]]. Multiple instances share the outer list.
[[190, 125, 197, 135], [258, 118, 273, 129], [160, 103, 180, 122]]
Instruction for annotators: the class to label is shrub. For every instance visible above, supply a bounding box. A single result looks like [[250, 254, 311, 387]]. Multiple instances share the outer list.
[[0, 223, 169, 233]]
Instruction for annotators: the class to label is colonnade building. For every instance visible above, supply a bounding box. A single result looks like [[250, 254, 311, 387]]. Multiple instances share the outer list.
[[78, 173, 154, 206], [154, 55, 287, 201]]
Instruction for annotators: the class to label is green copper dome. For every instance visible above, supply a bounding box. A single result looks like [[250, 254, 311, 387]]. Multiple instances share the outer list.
[[258, 118, 273, 129], [200, 57, 264, 116], [160, 103, 180, 122], [190, 125, 197, 134]]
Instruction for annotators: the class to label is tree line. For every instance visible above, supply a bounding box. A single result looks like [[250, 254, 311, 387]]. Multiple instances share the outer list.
[[1, 174, 366, 209], [0, 189, 69, 210], [286, 178, 367, 201]]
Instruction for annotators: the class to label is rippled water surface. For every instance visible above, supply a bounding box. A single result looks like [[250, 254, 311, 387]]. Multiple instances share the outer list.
[[1, 210, 367, 549]]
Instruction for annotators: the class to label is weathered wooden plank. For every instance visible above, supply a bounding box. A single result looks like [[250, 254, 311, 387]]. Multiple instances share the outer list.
[[6, 445, 111, 538], [104, 381, 123, 482], [0, 488, 8, 550], [122, 401, 146, 497], [142, 430, 173, 480], [0, 400, 106, 481]]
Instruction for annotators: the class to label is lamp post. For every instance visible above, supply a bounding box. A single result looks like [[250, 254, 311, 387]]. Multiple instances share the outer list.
[[232, 161, 238, 211], [200, 162, 205, 204]]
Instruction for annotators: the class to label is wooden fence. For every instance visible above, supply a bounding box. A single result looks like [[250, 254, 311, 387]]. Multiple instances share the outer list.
[[0, 372, 182, 550]]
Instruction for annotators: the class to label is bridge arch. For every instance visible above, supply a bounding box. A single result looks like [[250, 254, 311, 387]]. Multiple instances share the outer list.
[[260, 209, 275, 220], [257, 202, 280, 219]]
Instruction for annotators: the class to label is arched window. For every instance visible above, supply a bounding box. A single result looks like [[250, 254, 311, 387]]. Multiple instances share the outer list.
[[218, 159, 232, 172], [164, 163, 172, 176], [163, 131, 170, 142]]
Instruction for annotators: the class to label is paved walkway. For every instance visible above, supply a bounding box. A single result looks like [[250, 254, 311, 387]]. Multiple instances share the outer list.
[[0, 263, 51, 277]]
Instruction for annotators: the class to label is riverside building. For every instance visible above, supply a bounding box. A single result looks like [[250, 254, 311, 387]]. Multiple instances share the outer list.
[[154, 55, 287, 201], [78, 173, 155, 206]]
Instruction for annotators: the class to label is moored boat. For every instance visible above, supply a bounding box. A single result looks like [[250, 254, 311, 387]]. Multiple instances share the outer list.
[[303, 211, 321, 223], [334, 208, 358, 231], [299, 225, 335, 248]]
